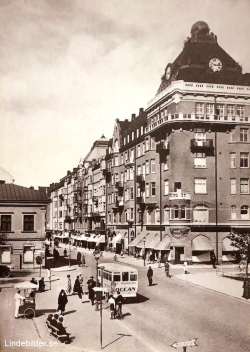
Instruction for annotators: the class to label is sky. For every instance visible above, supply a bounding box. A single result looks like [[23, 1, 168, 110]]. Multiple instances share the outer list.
[[1, 0, 250, 189]]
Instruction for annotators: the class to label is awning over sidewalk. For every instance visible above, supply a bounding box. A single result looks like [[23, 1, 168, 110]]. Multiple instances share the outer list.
[[154, 235, 171, 250], [128, 232, 145, 247], [87, 234, 97, 242], [95, 235, 105, 244], [110, 233, 123, 244], [222, 237, 238, 251], [137, 233, 159, 248], [146, 233, 161, 248], [191, 236, 213, 251]]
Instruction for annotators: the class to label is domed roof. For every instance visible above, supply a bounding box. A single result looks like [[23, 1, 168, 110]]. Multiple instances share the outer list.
[[191, 21, 210, 36]]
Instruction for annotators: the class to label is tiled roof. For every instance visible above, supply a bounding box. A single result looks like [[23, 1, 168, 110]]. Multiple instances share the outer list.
[[0, 184, 49, 202]]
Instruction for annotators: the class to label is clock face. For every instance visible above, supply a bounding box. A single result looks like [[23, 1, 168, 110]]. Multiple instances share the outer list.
[[166, 66, 171, 79], [209, 58, 222, 72]]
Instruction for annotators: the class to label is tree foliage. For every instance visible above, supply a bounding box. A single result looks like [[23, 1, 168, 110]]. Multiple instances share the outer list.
[[228, 228, 250, 276]]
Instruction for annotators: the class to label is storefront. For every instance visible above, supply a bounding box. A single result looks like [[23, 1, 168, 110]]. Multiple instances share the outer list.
[[222, 237, 239, 263], [191, 235, 214, 263]]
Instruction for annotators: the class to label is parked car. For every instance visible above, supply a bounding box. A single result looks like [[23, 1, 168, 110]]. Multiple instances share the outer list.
[[0, 264, 11, 278]]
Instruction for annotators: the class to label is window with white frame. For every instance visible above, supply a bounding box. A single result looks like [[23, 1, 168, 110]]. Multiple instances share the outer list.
[[241, 205, 249, 219], [240, 153, 249, 168], [132, 131, 134, 141], [240, 178, 249, 194], [142, 163, 145, 176], [121, 154, 124, 165], [173, 206, 179, 219], [194, 153, 206, 168], [206, 103, 214, 116], [231, 205, 237, 219], [114, 156, 118, 166], [155, 208, 160, 222], [230, 129, 236, 142], [137, 145, 141, 157], [145, 138, 149, 151], [125, 189, 129, 201], [164, 154, 169, 171], [23, 215, 35, 232], [227, 105, 234, 116], [151, 182, 156, 197], [240, 128, 249, 142], [142, 143, 145, 154], [0, 215, 11, 231], [164, 207, 170, 223], [130, 148, 134, 160], [230, 153, 236, 168], [193, 205, 209, 223], [130, 188, 134, 200], [194, 179, 207, 194], [237, 105, 245, 119], [151, 137, 156, 150], [137, 165, 141, 176], [123, 137, 126, 145], [230, 179, 236, 194], [217, 104, 224, 117], [146, 183, 149, 197], [181, 205, 186, 219], [146, 160, 149, 174], [194, 128, 206, 141], [125, 209, 129, 222], [141, 126, 144, 135], [196, 103, 204, 116], [150, 159, 156, 173], [164, 180, 169, 195], [130, 208, 134, 220]]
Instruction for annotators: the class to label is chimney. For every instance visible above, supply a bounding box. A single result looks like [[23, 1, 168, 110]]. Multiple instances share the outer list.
[[0, 180, 5, 184], [139, 108, 144, 115], [67, 170, 71, 175], [131, 113, 136, 121], [124, 119, 129, 123], [30, 186, 34, 189]]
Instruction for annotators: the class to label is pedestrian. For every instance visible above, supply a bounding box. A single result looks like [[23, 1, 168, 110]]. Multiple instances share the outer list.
[[14, 290, 25, 319], [78, 273, 85, 302], [157, 256, 161, 268], [57, 289, 68, 315], [108, 294, 116, 319], [65, 274, 72, 296], [73, 276, 83, 300], [114, 290, 124, 319], [57, 316, 71, 344], [147, 266, 153, 286], [183, 261, 188, 274], [38, 277, 45, 292], [211, 251, 217, 269], [87, 276, 96, 305], [242, 278, 250, 299], [165, 261, 170, 277], [63, 248, 67, 257], [81, 254, 86, 267], [77, 251, 82, 267], [163, 253, 168, 264], [30, 277, 38, 285]]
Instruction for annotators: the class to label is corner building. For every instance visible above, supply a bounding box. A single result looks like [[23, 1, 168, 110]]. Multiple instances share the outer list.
[[106, 21, 250, 264]]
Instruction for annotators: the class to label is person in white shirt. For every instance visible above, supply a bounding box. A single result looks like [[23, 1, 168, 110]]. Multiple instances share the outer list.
[[14, 290, 25, 319]]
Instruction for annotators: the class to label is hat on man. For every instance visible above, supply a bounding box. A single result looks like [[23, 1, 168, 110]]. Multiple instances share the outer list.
[[90, 276, 94, 278]]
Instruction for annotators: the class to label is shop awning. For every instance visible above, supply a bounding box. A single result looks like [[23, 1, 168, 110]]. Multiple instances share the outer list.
[[128, 232, 146, 247], [87, 234, 97, 242], [154, 235, 171, 250], [96, 235, 105, 244], [191, 236, 213, 251], [79, 234, 88, 241], [147, 234, 161, 248], [222, 238, 238, 251], [137, 233, 158, 248], [110, 233, 123, 244]]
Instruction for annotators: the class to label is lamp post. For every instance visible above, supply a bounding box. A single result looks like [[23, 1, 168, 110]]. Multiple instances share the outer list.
[[143, 236, 146, 266], [94, 252, 101, 311]]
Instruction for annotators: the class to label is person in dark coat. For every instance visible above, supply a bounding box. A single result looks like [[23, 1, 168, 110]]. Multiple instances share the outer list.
[[73, 276, 83, 299], [51, 314, 59, 329], [242, 278, 250, 299], [147, 266, 153, 286], [46, 313, 53, 325], [57, 316, 71, 343], [165, 261, 170, 278], [38, 277, 45, 292], [77, 252, 82, 267], [58, 289, 68, 315], [30, 277, 38, 285], [87, 276, 96, 305], [211, 251, 217, 269]]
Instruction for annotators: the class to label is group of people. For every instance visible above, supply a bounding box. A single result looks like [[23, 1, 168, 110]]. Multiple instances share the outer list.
[[30, 277, 46, 292], [77, 252, 86, 267], [46, 313, 71, 344], [64, 273, 85, 302], [108, 290, 124, 320]]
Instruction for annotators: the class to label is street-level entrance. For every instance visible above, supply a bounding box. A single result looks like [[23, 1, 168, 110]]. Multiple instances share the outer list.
[[175, 247, 184, 264]]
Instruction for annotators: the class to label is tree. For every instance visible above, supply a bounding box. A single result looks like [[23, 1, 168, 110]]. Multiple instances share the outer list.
[[228, 228, 250, 277], [0, 232, 8, 245]]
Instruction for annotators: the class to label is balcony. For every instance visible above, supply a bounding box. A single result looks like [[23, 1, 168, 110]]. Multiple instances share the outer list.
[[115, 199, 124, 207], [169, 191, 191, 200], [156, 141, 169, 153], [136, 196, 145, 204], [115, 181, 124, 189], [136, 175, 145, 184], [125, 158, 135, 167], [190, 139, 213, 149]]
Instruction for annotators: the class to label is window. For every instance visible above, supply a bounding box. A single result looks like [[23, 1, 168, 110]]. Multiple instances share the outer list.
[[164, 180, 169, 195], [164, 207, 170, 223], [145, 138, 149, 151], [146, 183, 149, 197], [150, 159, 156, 173], [181, 205, 186, 219], [1, 246, 11, 263], [113, 213, 117, 223], [240, 128, 249, 142], [114, 272, 121, 282], [23, 246, 34, 263], [231, 205, 237, 219], [173, 206, 179, 219], [230, 129, 236, 142], [146, 211, 152, 223], [155, 208, 160, 222], [193, 205, 209, 223], [130, 208, 134, 220], [151, 182, 156, 197], [240, 179, 249, 194], [0, 215, 11, 231], [241, 206, 249, 219], [146, 160, 149, 174], [194, 153, 206, 168], [217, 104, 224, 117], [237, 105, 245, 119], [196, 103, 204, 116], [194, 128, 206, 141], [122, 272, 129, 281], [115, 173, 119, 183], [108, 212, 111, 223], [130, 148, 134, 160], [136, 129, 139, 138], [227, 104, 234, 116], [194, 179, 206, 194], [130, 188, 134, 200], [142, 163, 145, 176], [125, 209, 129, 222], [206, 103, 214, 116], [23, 215, 34, 231], [114, 156, 118, 166], [132, 131, 134, 141], [142, 143, 145, 154], [240, 153, 249, 168], [230, 153, 236, 168], [163, 154, 169, 171], [121, 154, 124, 164], [137, 145, 141, 157], [230, 179, 236, 194], [151, 137, 156, 150]]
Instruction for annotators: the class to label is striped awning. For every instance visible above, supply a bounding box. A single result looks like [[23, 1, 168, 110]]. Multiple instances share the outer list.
[[137, 233, 158, 248], [128, 232, 146, 247], [96, 235, 106, 244], [154, 235, 171, 250], [222, 238, 238, 251], [191, 236, 213, 251], [87, 234, 97, 242]]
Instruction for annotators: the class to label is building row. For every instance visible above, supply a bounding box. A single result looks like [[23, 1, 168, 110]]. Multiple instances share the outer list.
[[11, 21, 250, 266]]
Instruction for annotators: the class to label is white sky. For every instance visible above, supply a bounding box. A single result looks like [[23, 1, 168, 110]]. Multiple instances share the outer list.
[[1, 0, 250, 188]]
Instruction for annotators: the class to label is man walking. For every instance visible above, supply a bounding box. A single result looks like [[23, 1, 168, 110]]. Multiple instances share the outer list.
[[165, 261, 170, 277], [14, 290, 25, 319], [147, 266, 153, 286], [87, 276, 96, 305]]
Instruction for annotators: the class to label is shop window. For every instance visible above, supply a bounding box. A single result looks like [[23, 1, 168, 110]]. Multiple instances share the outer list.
[[23, 246, 34, 263], [23, 215, 34, 232], [0, 215, 11, 232]]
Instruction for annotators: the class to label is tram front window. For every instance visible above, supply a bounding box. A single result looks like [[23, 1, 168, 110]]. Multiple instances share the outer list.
[[113, 272, 121, 281], [122, 272, 129, 281], [130, 273, 137, 281]]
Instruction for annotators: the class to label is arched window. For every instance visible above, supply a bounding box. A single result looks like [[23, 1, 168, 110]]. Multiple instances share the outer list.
[[146, 211, 152, 223], [155, 208, 160, 223], [173, 206, 179, 219], [164, 206, 170, 223], [108, 212, 112, 223], [193, 205, 208, 223], [241, 205, 249, 219], [231, 205, 237, 219], [181, 205, 186, 219]]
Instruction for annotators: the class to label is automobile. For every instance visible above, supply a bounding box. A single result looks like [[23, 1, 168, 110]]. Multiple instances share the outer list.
[[0, 264, 11, 278]]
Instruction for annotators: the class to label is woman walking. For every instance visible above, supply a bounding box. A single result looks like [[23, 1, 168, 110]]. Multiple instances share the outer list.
[[65, 274, 72, 296], [58, 289, 68, 315]]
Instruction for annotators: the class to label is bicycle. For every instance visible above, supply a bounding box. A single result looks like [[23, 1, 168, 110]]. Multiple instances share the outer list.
[[235, 263, 246, 272]]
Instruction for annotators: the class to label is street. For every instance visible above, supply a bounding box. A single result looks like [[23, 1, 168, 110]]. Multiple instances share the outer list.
[[1, 248, 250, 352]]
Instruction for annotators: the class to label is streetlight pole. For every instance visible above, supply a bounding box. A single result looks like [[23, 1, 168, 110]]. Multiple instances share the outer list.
[[143, 237, 146, 266], [94, 252, 101, 311], [99, 266, 104, 350], [68, 231, 71, 267]]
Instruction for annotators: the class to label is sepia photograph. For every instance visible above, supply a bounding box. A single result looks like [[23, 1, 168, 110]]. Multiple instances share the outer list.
[[0, 1, 250, 351]]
